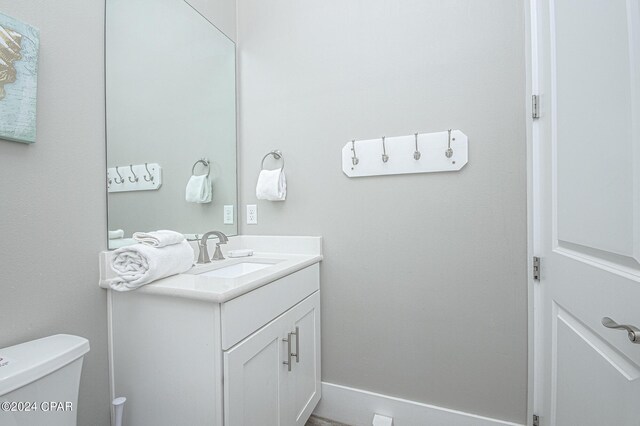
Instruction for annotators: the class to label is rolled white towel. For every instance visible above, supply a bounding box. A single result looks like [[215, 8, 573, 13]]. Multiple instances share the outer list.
[[186, 175, 212, 203], [256, 168, 286, 201], [107, 241, 194, 291], [108, 229, 124, 240], [133, 230, 185, 248]]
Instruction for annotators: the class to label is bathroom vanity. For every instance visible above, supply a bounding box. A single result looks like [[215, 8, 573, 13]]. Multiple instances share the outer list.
[[101, 1, 320, 423], [99, 236, 322, 426]]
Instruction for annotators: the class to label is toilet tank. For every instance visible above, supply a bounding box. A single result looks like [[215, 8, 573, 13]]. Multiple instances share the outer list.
[[0, 335, 90, 426]]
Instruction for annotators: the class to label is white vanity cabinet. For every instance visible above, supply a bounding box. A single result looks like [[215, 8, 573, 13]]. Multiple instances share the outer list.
[[224, 292, 320, 426], [108, 261, 321, 426]]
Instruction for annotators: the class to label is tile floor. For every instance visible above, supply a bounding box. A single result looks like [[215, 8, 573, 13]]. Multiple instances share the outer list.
[[305, 415, 351, 426]]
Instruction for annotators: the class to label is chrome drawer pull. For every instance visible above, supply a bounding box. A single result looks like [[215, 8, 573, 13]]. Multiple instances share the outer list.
[[283, 332, 292, 372], [292, 327, 300, 363], [602, 317, 640, 344]]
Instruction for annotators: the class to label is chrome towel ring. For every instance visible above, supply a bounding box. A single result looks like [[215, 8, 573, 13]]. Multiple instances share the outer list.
[[192, 158, 210, 177], [261, 150, 284, 171]]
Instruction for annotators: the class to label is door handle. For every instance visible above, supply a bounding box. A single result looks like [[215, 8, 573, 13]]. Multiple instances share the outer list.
[[283, 332, 292, 372], [292, 326, 300, 363], [602, 317, 640, 344]]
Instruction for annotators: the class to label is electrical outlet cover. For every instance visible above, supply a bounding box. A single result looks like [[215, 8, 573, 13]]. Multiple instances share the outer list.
[[246, 204, 257, 225], [223, 205, 234, 224]]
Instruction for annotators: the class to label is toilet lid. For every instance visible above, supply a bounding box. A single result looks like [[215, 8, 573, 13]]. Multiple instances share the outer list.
[[0, 334, 89, 396]]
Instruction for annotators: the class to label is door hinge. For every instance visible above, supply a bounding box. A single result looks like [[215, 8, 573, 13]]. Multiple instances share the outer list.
[[532, 94, 540, 119], [533, 256, 541, 281], [533, 414, 540, 426]]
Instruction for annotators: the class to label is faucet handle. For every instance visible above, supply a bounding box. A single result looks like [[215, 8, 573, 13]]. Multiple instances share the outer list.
[[211, 243, 225, 261], [197, 241, 211, 264]]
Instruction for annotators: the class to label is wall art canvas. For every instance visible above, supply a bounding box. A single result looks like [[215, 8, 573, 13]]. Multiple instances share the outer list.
[[0, 12, 39, 144]]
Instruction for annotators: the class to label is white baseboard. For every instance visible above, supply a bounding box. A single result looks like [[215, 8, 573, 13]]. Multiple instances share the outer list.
[[313, 382, 525, 426]]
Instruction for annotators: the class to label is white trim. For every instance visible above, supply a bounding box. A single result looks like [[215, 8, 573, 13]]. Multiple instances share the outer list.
[[313, 382, 525, 426], [524, 0, 537, 425], [548, 0, 559, 251], [107, 290, 116, 426], [528, 0, 546, 424]]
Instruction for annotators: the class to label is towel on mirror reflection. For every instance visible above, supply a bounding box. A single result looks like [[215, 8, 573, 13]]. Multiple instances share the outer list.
[[108, 229, 124, 240], [256, 168, 286, 201], [133, 230, 185, 248], [108, 238, 137, 250], [107, 241, 194, 291], [185, 174, 212, 203]]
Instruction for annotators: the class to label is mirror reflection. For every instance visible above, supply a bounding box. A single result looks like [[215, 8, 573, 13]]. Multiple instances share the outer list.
[[105, 0, 237, 249]]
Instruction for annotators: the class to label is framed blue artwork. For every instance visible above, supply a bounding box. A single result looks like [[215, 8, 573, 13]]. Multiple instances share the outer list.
[[0, 12, 39, 144]]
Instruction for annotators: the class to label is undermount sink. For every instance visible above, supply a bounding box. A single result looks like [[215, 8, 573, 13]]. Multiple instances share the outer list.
[[198, 262, 273, 278], [187, 258, 284, 279]]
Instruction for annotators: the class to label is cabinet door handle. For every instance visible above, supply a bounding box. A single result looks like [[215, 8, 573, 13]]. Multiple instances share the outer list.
[[283, 332, 292, 372], [292, 326, 300, 363], [602, 317, 640, 343]]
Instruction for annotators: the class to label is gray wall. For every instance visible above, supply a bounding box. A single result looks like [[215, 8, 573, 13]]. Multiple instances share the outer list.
[[0, 0, 526, 423], [0, 1, 110, 425], [236, 0, 528, 423], [186, 0, 236, 42]]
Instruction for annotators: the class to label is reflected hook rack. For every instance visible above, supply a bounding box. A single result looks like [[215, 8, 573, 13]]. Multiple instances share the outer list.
[[108, 163, 162, 192]]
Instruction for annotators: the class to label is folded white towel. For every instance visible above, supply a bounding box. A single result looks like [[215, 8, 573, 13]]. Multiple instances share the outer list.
[[256, 168, 286, 201], [133, 230, 185, 248], [107, 241, 194, 291], [186, 174, 212, 203], [108, 229, 124, 240]]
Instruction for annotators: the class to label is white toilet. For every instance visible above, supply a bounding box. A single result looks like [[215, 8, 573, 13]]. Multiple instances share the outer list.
[[0, 334, 90, 426]]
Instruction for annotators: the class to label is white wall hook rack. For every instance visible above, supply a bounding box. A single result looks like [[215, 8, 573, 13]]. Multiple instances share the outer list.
[[107, 163, 162, 192], [342, 130, 468, 178]]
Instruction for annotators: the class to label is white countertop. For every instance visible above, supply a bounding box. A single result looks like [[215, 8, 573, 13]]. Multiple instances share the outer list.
[[99, 236, 322, 303]]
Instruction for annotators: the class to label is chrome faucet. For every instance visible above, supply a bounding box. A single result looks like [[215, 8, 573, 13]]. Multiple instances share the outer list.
[[197, 231, 229, 263]]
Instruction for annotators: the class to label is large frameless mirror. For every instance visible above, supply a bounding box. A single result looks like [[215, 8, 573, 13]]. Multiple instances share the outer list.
[[105, 0, 237, 249]]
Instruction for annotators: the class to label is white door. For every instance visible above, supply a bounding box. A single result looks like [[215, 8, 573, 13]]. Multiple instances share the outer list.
[[224, 311, 290, 426], [288, 292, 322, 426], [534, 0, 640, 425]]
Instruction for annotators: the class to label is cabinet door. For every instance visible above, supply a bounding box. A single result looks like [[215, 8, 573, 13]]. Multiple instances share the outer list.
[[224, 312, 290, 426], [287, 292, 322, 426]]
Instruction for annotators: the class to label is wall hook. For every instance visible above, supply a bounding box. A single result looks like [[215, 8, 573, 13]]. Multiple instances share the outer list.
[[381, 136, 389, 163], [128, 164, 139, 183], [351, 140, 359, 166], [445, 129, 454, 158], [413, 133, 421, 160], [114, 166, 125, 184], [143, 163, 154, 182]]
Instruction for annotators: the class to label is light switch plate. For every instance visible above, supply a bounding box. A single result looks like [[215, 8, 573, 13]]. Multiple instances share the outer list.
[[223, 205, 234, 224], [246, 204, 257, 225]]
